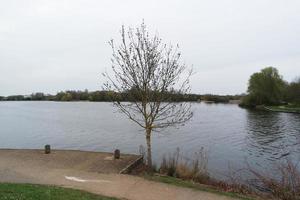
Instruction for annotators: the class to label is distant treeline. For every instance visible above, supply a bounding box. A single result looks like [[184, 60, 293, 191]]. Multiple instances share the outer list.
[[0, 90, 243, 103], [240, 67, 300, 107]]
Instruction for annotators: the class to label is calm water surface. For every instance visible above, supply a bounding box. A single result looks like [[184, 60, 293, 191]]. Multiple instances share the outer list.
[[0, 101, 300, 177]]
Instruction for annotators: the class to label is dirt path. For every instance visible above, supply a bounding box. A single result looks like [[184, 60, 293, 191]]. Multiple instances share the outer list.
[[0, 149, 236, 200]]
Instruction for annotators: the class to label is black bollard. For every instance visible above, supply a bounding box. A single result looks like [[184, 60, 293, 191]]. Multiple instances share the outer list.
[[45, 144, 51, 154], [114, 149, 120, 159]]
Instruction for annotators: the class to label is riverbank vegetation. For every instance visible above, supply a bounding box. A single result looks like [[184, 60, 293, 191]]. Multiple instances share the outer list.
[[248, 160, 300, 200], [0, 183, 117, 200], [152, 149, 254, 198], [240, 67, 300, 111], [264, 105, 300, 113], [135, 148, 300, 200]]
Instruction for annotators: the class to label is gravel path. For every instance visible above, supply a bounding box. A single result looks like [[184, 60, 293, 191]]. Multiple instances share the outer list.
[[0, 149, 237, 200]]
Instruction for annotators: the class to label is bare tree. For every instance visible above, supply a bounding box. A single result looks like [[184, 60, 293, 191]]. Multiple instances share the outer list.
[[103, 22, 193, 167]]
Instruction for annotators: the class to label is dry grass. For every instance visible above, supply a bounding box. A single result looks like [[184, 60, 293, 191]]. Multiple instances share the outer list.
[[248, 160, 300, 200], [144, 148, 300, 200], [158, 148, 254, 196], [159, 148, 210, 182]]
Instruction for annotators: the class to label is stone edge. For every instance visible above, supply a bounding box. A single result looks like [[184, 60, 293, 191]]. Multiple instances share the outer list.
[[119, 155, 144, 174]]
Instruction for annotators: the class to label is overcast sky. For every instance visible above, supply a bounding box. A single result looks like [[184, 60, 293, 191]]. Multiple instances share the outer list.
[[1, 0, 300, 96]]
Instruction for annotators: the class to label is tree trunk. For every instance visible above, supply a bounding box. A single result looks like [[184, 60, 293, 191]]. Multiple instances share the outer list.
[[146, 129, 152, 168]]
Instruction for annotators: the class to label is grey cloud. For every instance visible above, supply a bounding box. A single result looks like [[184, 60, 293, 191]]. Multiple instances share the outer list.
[[1, 0, 300, 95]]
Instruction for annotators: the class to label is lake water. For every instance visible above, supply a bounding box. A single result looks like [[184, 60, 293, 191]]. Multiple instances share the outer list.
[[0, 101, 300, 178]]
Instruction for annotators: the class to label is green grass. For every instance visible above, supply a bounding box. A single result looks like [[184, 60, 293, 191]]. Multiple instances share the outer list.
[[265, 105, 300, 113], [144, 175, 258, 200], [0, 183, 118, 200]]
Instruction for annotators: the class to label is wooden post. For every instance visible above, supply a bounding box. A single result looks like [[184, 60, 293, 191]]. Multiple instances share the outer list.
[[114, 149, 120, 159], [45, 144, 51, 154]]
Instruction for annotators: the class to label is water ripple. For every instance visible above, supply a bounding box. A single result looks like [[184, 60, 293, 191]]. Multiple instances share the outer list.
[[0, 101, 300, 178]]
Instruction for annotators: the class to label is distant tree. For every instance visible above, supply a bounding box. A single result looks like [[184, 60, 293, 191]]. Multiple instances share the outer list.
[[55, 92, 65, 101], [245, 67, 286, 105], [104, 22, 193, 167], [31, 92, 45, 101], [286, 78, 300, 105], [80, 89, 89, 101], [61, 93, 72, 101], [6, 95, 25, 101], [201, 94, 231, 103]]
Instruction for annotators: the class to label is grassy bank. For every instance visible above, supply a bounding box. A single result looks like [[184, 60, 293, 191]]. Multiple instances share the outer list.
[[0, 183, 117, 200], [144, 175, 257, 200], [264, 105, 300, 113]]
